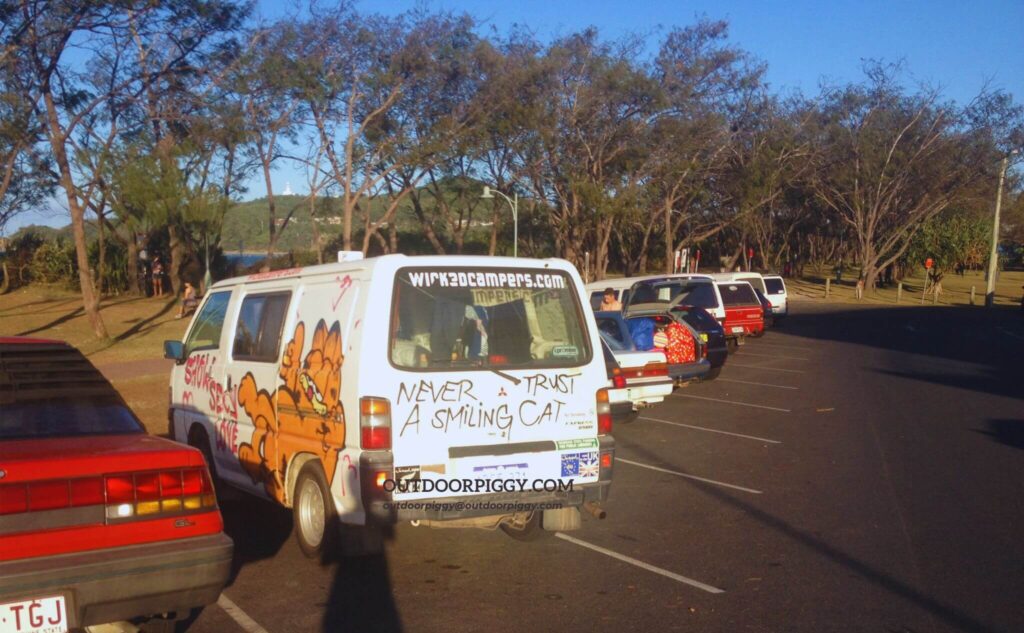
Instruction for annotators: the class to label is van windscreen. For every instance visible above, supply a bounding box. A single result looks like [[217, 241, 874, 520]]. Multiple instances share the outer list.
[[390, 268, 591, 370]]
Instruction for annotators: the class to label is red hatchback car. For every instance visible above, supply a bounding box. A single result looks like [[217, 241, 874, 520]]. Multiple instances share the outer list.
[[0, 338, 232, 632], [714, 281, 765, 350]]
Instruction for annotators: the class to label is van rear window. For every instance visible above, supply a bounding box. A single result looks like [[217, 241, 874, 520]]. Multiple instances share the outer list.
[[718, 283, 759, 306], [765, 278, 785, 294], [390, 268, 591, 370]]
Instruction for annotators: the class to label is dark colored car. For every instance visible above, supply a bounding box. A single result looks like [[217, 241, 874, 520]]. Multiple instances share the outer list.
[[670, 305, 727, 380], [0, 338, 232, 632], [753, 288, 774, 333]]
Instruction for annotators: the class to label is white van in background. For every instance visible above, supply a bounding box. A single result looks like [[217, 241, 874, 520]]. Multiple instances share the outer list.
[[165, 255, 615, 554], [762, 274, 788, 318], [710, 271, 767, 296]]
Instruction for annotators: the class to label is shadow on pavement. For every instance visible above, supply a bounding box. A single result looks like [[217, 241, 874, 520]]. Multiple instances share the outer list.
[[322, 544, 403, 633], [782, 304, 1024, 401], [614, 435, 1003, 633], [218, 495, 295, 583], [975, 419, 1024, 451]]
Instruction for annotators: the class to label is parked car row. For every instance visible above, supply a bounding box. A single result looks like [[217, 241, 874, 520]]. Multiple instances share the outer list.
[[0, 257, 790, 632], [585, 270, 789, 419]]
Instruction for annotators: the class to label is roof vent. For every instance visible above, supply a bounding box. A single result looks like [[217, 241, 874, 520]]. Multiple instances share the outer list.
[[337, 251, 364, 263]]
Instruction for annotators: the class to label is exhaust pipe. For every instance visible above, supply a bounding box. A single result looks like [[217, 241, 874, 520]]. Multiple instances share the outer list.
[[582, 501, 606, 520]]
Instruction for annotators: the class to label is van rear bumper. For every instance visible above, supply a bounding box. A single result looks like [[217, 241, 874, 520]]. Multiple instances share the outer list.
[[0, 533, 232, 628], [360, 437, 615, 523]]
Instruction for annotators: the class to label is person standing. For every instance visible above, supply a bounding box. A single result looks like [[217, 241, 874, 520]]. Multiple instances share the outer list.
[[151, 257, 165, 297], [176, 282, 199, 319]]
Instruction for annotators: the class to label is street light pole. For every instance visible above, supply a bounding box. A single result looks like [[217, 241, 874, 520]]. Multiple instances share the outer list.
[[985, 152, 1016, 307], [481, 186, 519, 257]]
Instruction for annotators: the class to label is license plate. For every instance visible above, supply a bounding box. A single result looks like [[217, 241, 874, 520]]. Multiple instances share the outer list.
[[731, 326, 744, 333], [700, 333, 708, 342], [0, 596, 67, 633]]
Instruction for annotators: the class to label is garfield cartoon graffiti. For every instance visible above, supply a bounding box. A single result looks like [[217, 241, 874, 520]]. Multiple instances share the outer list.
[[237, 319, 346, 503]]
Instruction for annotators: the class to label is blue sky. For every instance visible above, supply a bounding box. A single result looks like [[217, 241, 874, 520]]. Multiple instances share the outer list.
[[9, 0, 1023, 232]]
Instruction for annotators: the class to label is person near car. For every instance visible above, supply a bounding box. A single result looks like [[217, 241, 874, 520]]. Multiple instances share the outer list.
[[176, 282, 199, 319], [600, 288, 622, 311]]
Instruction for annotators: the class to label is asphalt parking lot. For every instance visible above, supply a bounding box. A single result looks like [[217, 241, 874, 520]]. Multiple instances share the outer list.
[[182, 300, 1024, 633]]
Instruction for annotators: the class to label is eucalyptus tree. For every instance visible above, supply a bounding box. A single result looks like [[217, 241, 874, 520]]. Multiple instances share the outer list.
[[9, 0, 246, 337], [806, 62, 1022, 289]]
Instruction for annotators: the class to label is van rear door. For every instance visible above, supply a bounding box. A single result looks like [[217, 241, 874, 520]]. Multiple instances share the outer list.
[[386, 266, 603, 500]]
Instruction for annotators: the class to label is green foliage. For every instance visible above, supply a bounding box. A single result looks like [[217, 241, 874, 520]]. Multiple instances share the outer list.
[[29, 240, 76, 286], [905, 213, 992, 276]]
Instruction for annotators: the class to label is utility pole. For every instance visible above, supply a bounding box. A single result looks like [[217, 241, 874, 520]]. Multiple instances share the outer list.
[[985, 152, 1016, 307]]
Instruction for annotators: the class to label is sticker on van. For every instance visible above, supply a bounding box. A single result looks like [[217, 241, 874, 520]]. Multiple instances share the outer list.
[[236, 319, 346, 504]]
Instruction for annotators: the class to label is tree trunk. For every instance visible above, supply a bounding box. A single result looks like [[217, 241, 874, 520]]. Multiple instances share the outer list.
[[42, 90, 108, 339], [96, 213, 106, 295], [262, 159, 277, 271], [168, 224, 185, 296], [126, 234, 141, 295], [410, 192, 447, 254], [310, 196, 324, 264], [663, 200, 673, 274], [0, 260, 10, 294]]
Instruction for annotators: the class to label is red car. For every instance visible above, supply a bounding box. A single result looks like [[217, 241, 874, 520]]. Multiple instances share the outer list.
[[0, 338, 232, 632], [714, 281, 765, 351]]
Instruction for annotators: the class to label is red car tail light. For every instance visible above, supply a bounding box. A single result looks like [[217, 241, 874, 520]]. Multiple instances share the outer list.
[[70, 478, 104, 507], [28, 480, 70, 511], [611, 367, 627, 389], [619, 362, 668, 379], [104, 468, 217, 521], [596, 388, 612, 435], [0, 484, 28, 515]]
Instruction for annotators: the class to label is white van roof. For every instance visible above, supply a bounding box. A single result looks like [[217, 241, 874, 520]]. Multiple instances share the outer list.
[[210, 254, 580, 290]]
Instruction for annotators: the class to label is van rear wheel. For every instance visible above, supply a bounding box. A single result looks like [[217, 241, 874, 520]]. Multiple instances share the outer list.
[[294, 462, 337, 559], [500, 512, 551, 541]]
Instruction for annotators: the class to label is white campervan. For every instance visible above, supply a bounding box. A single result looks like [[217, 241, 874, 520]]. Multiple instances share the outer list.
[[762, 274, 788, 318], [165, 254, 615, 554]]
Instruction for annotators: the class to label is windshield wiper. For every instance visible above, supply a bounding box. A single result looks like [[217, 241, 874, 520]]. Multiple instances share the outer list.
[[488, 368, 521, 385]]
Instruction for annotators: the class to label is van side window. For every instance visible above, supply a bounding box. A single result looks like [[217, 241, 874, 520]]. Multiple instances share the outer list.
[[184, 291, 231, 355], [233, 293, 291, 362]]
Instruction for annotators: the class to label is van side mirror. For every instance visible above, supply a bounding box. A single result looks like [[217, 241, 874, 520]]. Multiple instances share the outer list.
[[164, 340, 185, 363]]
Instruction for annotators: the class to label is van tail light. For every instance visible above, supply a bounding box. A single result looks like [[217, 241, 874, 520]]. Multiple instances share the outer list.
[[361, 397, 392, 450], [596, 388, 612, 435]]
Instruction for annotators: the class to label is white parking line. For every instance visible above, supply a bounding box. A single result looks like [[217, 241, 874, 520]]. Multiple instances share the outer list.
[[997, 326, 1024, 342], [218, 594, 271, 633], [670, 393, 791, 412], [718, 377, 798, 390], [638, 416, 781, 444], [737, 351, 810, 361], [555, 533, 726, 594], [748, 341, 811, 350], [617, 457, 763, 494], [727, 362, 805, 374]]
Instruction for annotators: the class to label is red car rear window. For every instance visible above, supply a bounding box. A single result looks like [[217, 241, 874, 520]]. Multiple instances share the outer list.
[[1, 399, 143, 440]]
